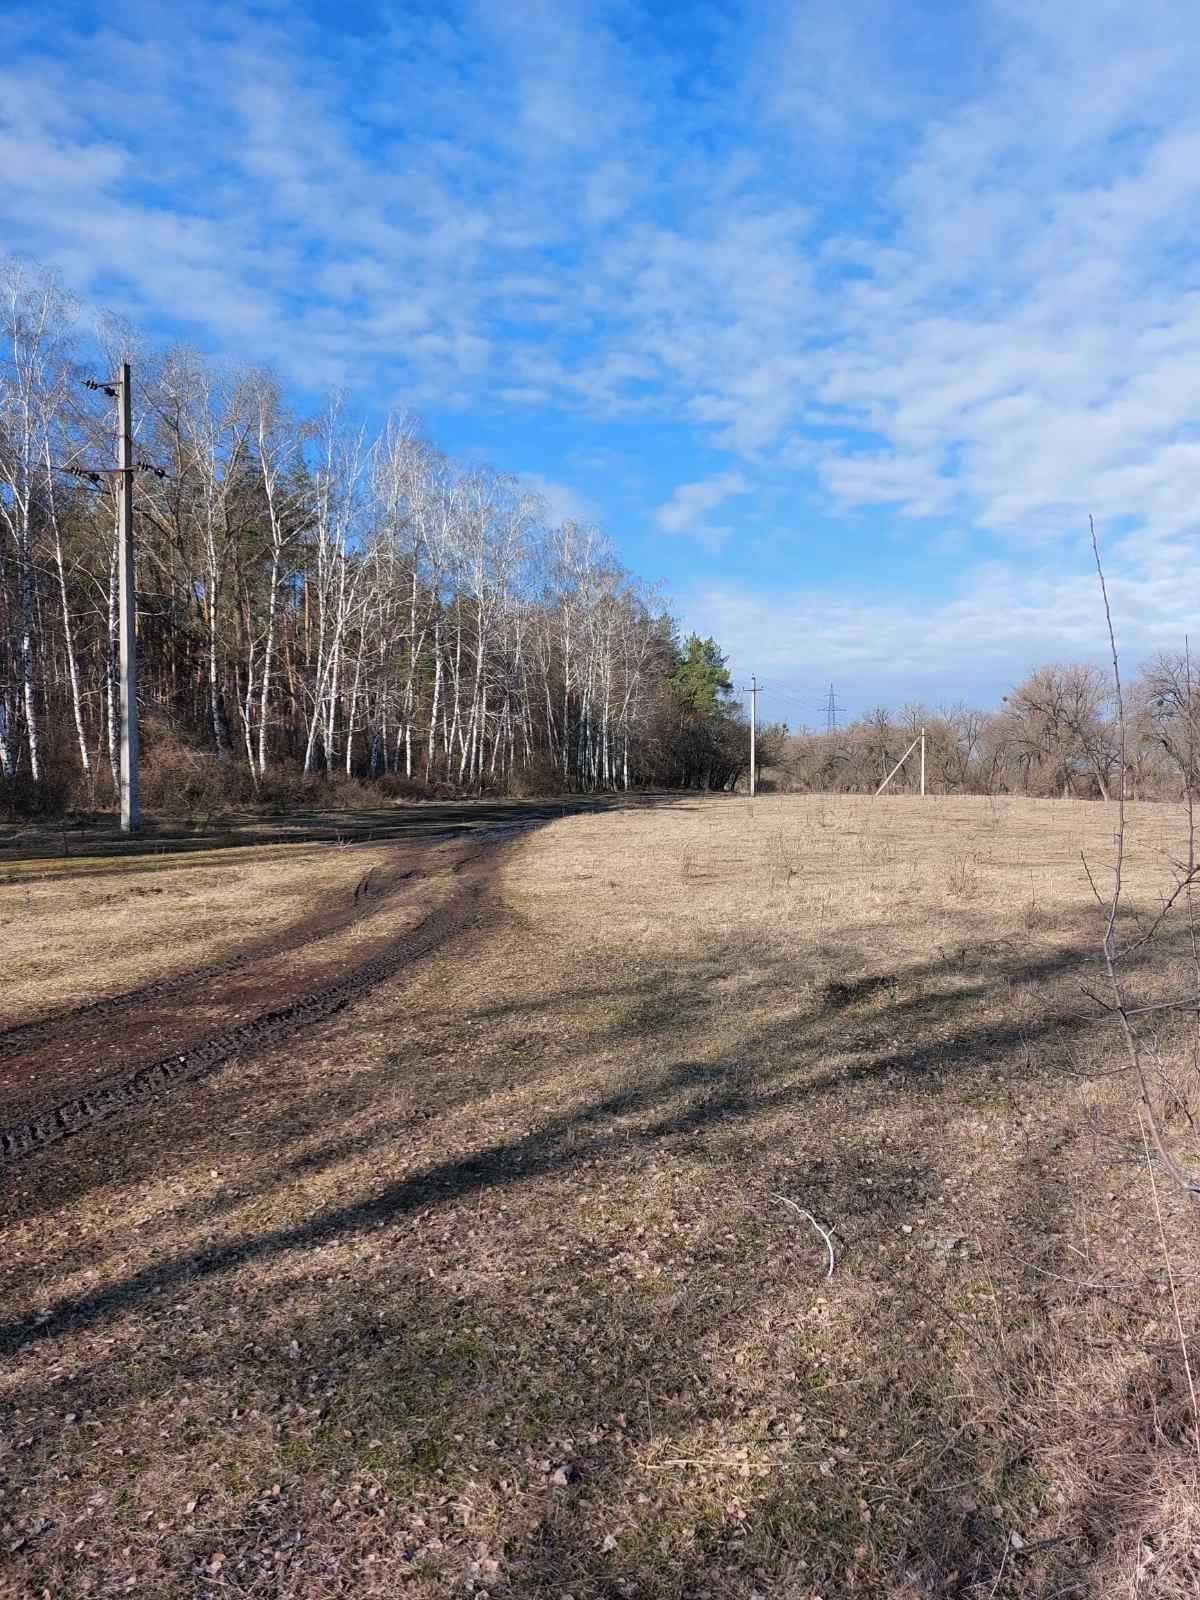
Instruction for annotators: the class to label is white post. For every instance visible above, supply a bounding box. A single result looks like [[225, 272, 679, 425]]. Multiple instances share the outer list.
[[920, 727, 926, 797], [749, 672, 757, 798], [874, 733, 922, 798], [117, 362, 141, 833]]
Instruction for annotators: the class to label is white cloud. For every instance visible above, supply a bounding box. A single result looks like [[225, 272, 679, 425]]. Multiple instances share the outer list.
[[522, 472, 597, 528], [681, 536, 1198, 714], [788, 3, 1200, 544], [5, 0, 1200, 586], [655, 471, 749, 551]]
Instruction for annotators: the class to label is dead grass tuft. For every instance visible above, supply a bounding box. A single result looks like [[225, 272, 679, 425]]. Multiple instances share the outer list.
[[945, 850, 984, 900]]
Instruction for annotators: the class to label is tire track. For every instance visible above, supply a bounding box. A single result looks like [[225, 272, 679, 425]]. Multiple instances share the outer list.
[[0, 810, 573, 1061], [0, 874, 485, 1168], [0, 861, 421, 1064]]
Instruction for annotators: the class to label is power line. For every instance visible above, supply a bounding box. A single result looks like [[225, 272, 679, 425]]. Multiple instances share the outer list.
[[730, 682, 855, 732], [734, 685, 827, 726]]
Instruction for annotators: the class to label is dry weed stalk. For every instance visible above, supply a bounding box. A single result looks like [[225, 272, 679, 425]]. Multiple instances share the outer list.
[[1139, 1108, 1200, 1467], [1088, 517, 1200, 1199], [947, 851, 983, 900]]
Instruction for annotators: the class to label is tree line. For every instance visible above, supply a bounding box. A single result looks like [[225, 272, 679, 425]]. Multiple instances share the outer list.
[[7, 259, 1189, 818], [774, 657, 1200, 801], [0, 262, 751, 815]]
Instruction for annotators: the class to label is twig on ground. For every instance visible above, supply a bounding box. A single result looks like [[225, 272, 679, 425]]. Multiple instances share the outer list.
[[985, 1536, 1011, 1600], [771, 1192, 835, 1279]]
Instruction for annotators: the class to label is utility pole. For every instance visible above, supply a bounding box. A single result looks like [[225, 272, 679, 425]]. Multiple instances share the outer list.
[[874, 730, 924, 798], [920, 727, 926, 798], [749, 673, 757, 798], [116, 363, 141, 832], [83, 364, 143, 832]]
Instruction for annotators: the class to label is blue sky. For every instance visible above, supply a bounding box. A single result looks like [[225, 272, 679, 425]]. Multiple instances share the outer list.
[[3, 0, 1199, 725]]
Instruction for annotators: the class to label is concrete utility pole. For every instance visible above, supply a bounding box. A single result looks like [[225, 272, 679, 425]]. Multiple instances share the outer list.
[[79, 363, 156, 832], [749, 673, 758, 798], [874, 731, 924, 798], [116, 363, 140, 832]]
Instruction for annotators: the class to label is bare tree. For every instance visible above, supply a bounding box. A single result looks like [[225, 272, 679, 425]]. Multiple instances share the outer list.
[[1001, 663, 1116, 799], [0, 252, 753, 809], [0, 262, 70, 783]]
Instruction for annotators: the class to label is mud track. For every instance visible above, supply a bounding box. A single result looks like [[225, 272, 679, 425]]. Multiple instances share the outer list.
[[0, 824, 528, 1168], [0, 807, 569, 1063], [0, 859, 420, 1067]]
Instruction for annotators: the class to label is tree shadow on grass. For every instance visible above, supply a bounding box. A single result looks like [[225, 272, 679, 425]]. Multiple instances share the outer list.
[[5, 914, 1173, 1595], [5, 1133, 1085, 1598], [0, 907, 1160, 1357], [0, 792, 690, 869]]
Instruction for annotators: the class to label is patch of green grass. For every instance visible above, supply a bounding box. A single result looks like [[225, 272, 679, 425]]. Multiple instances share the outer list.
[[407, 1434, 452, 1473], [219, 1460, 252, 1493]]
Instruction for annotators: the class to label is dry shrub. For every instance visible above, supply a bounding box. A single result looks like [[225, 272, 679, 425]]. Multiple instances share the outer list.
[[0, 725, 95, 818], [961, 1285, 1200, 1597], [505, 753, 558, 798], [142, 746, 460, 819], [861, 831, 897, 868], [947, 850, 984, 899], [138, 740, 233, 816], [0, 762, 75, 818], [255, 767, 331, 813], [355, 773, 438, 804], [4, 723, 562, 825], [1022, 877, 1051, 930], [323, 772, 469, 808], [767, 828, 800, 887]]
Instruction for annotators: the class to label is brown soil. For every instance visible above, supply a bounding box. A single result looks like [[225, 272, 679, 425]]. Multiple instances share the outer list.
[[0, 800, 631, 1138], [0, 836, 479, 1135]]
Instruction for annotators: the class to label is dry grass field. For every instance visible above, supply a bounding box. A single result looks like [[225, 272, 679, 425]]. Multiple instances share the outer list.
[[3, 794, 1200, 1599]]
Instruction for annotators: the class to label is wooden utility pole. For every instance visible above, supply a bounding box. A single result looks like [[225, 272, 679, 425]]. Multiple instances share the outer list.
[[920, 727, 926, 798], [116, 363, 140, 832], [749, 673, 757, 798]]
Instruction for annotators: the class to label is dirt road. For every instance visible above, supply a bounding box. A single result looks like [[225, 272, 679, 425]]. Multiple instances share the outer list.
[[0, 798, 644, 1164]]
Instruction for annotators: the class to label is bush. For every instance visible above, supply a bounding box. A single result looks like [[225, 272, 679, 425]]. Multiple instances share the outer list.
[[256, 768, 332, 813], [139, 740, 233, 817], [345, 773, 432, 804], [1, 727, 561, 823], [506, 754, 558, 798], [0, 766, 72, 819]]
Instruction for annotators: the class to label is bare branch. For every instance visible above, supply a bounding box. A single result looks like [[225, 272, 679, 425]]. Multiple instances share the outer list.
[[771, 1193, 835, 1279], [1091, 515, 1200, 1198]]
